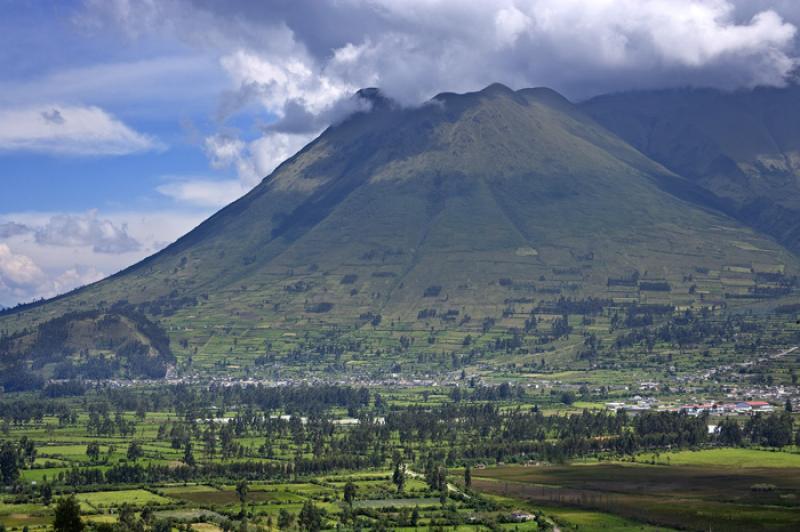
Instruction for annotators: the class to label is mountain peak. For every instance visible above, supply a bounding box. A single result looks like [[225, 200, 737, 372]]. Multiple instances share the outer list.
[[480, 82, 515, 95], [354, 87, 394, 111]]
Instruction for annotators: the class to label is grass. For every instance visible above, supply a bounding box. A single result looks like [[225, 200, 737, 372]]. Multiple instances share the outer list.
[[644, 447, 800, 468], [76, 489, 172, 509], [473, 461, 800, 532], [0, 502, 53, 528], [353, 497, 440, 509], [537, 505, 674, 531]]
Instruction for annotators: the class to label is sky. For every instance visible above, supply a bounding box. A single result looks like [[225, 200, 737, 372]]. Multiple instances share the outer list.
[[2, 0, 800, 307]]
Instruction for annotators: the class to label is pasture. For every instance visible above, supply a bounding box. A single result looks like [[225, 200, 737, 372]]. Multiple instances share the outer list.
[[473, 461, 800, 531]]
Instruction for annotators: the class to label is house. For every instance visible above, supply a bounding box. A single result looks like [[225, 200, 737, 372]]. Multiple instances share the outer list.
[[510, 512, 535, 522], [680, 404, 703, 416], [746, 401, 773, 412]]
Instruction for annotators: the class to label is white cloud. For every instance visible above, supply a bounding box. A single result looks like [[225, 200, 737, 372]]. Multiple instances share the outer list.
[[0, 209, 209, 306], [0, 243, 106, 307], [0, 104, 163, 156], [50, 266, 105, 296], [157, 178, 248, 208], [33, 211, 141, 254], [495, 6, 532, 48], [0, 244, 45, 288], [249, 133, 315, 179], [204, 131, 314, 186], [0, 56, 227, 125], [101, 0, 797, 98], [76, 0, 800, 181], [219, 49, 355, 118]]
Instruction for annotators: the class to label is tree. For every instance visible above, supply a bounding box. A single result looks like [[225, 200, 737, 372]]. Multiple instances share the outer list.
[[278, 509, 294, 530], [126, 441, 144, 462], [53, 496, 83, 532], [152, 520, 172, 532], [0, 441, 20, 485], [183, 441, 195, 466], [85, 442, 100, 463], [392, 462, 406, 493], [236, 479, 249, 513], [437, 466, 448, 506], [40, 483, 53, 506], [718, 418, 742, 446], [464, 465, 472, 489], [204, 424, 217, 460], [343, 481, 357, 506], [298, 500, 321, 532], [19, 437, 36, 467], [559, 391, 576, 406], [118, 503, 143, 532]]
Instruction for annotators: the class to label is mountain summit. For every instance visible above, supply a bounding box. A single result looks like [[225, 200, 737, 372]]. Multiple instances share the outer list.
[[1, 84, 798, 376]]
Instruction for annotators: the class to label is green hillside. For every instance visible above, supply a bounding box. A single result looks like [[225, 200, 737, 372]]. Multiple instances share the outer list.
[[1, 83, 798, 378], [582, 86, 800, 253], [0, 308, 174, 386]]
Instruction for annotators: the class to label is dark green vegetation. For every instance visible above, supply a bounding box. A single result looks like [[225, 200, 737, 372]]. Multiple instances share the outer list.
[[0, 383, 799, 531], [0, 308, 174, 387], [2, 84, 800, 381]]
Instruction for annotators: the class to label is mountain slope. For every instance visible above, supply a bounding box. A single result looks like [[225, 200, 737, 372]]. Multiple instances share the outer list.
[[1, 84, 798, 371], [581, 86, 800, 253]]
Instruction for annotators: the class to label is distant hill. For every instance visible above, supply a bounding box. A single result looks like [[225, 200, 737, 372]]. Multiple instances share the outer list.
[[0, 308, 174, 387], [1, 83, 798, 380], [582, 85, 800, 253]]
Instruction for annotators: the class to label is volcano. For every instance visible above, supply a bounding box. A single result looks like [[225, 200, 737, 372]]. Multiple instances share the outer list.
[[2, 84, 797, 363]]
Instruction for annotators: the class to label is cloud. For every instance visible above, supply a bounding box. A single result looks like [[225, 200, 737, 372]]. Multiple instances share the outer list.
[[41, 108, 65, 124], [33, 211, 141, 254], [77, 0, 800, 185], [0, 222, 32, 239], [0, 104, 163, 156], [0, 244, 45, 288], [203, 131, 313, 186], [50, 266, 104, 296], [0, 55, 225, 114], [86, 1, 800, 97], [0, 243, 106, 307], [0, 209, 209, 306], [157, 178, 248, 208]]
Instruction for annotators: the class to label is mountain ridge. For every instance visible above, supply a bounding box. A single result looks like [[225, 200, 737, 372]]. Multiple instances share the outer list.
[[1, 83, 799, 379], [581, 84, 800, 253]]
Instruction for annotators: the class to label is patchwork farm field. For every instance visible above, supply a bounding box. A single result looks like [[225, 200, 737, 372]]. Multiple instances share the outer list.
[[473, 461, 800, 531], [0, 324, 798, 532]]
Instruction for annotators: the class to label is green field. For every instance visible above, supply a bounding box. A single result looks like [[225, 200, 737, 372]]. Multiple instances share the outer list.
[[645, 447, 800, 468], [473, 461, 800, 532]]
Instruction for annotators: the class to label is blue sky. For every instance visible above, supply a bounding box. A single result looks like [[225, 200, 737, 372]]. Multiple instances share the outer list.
[[2, 0, 800, 307]]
